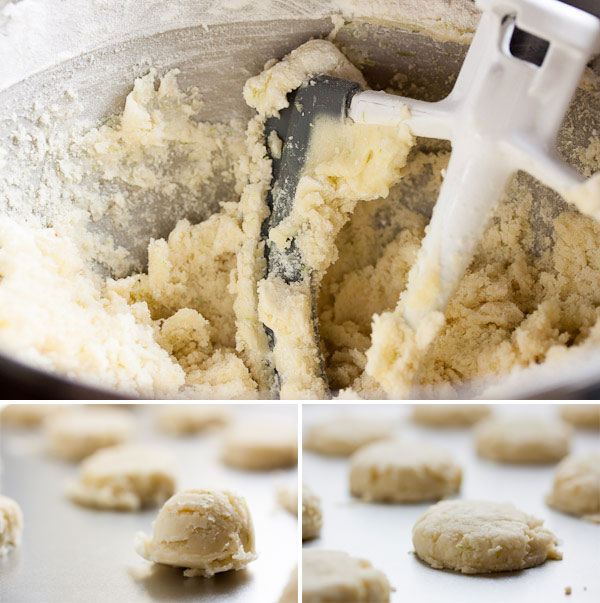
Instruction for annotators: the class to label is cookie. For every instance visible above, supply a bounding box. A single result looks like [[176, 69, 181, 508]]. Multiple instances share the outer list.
[[412, 404, 491, 427], [560, 404, 600, 430], [68, 444, 176, 511], [350, 440, 462, 502], [278, 483, 322, 540], [1, 404, 65, 428], [156, 404, 230, 435], [475, 416, 571, 464], [279, 566, 298, 603], [0, 495, 23, 557], [546, 453, 600, 523], [135, 489, 257, 577], [304, 415, 394, 456], [413, 500, 561, 574], [302, 549, 390, 602]]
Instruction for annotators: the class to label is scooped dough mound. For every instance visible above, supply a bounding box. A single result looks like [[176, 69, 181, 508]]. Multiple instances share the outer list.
[[46, 408, 133, 461], [156, 404, 230, 435], [560, 404, 600, 429], [546, 453, 600, 522], [0, 404, 65, 428], [349, 440, 462, 502], [0, 495, 23, 557], [412, 500, 562, 574], [135, 489, 257, 577], [304, 415, 394, 456], [302, 549, 390, 603], [412, 404, 491, 427], [475, 417, 571, 464], [68, 444, 176, 511], [277, 483, 323, 540]]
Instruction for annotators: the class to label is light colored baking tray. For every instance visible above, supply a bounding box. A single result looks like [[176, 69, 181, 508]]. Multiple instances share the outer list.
[[302, 403, 599, 602], [0, 404, 298, 603]]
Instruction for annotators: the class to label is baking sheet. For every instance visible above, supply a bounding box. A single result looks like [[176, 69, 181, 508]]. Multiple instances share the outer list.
[[303, 404, 600, 602], [0, 404, 298, 603]]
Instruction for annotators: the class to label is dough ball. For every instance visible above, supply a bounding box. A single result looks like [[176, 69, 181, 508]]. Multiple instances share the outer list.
[[546, 453, 600, 522], [302, 549, 390, 602], [304, 415, 394, 456], [412, 500, 562, 574], [156, 404, 230, 435], [279, 566, 298, 603], [46, 408, 134, 461], [1, 404, 65, 428], [222, 418, 297, 470], [302, 484, 323, 541], [68, 444, 176, 511], [135, 489, 257, 577], [560, 405, 600, 430], [475, 416, 571, 464], [0, 495, 23, 557], [349, 440, 462, 503], [412, 404, 491, 427]]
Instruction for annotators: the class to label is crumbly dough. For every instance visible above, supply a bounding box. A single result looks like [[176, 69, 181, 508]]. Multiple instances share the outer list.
[[349, 440, 462, 502], [304, 414, 394, 456], [475, 417, 571, 464], [277, 483, 323, 540], [302, 549, 390, 603], [412, 404, 491, 427], [45, 408, 133, 461], [156, 404, 230, 435], [279, 566, 298, 603], [221, 418, 297, 470], [546, 453, 600, 523], [135, 489, 257, 577], [0, 495, 23, 557], [412, 500, 562, 574], [68, 444, 176, 511], [560, 404, 600, 430], [0, 404, 65, 428]]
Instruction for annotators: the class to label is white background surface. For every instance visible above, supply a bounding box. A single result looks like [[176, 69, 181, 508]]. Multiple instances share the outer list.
[[303, 403, 600, 602], [0, 404, 298, 603]]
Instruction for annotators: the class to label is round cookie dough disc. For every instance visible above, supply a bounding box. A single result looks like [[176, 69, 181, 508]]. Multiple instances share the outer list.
[[560, 405, 600, 430], [412, 404, 491, 427], [68, 444, 176, 511], [279, 566, 298, 603], [350, 440, 462, 503], [546, 453, 600, 522], [303, 549, 390, 602], [135, 489, 257, 577], [0, 495, 23, 557], [412, 500, 562, 574], [475, 416, 571, 464], [304, 415, 395, 456], [1, 404, 65, 428], [156, 404, 230, 435], [277, 484, 323, 540]]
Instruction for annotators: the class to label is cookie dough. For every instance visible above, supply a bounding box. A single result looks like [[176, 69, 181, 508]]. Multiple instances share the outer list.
[[279, 566, 298, 603], [350, 440, 462, 502], [0, 495, 23, 557], [0, 404, 65, 428], [412, 404, 491, 427], [277, 483, 322, 540], [304, 415, 395, 456], [560, 404, 600, 430], [135, 489, 257, 577], [475, 416, 571, 464], [156, 404, 230, 435], [68, 444, 176, 511], [302, 549, 390, 602], [412, 500, 562, 574], [546, 453, 600, 522]]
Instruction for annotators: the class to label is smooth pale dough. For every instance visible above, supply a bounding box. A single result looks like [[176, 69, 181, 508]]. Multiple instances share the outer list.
[[304, 415, 395, 456], [546, 453, 600, 523], [156, 404, 230, 435], [68, 444, 176, 511], [0, 495, 23, 557], [350, 440, 462, 503], [560, 404, 600, 430], [45, 408, 134, 461], [222, 419, 297, 470], [412, 404, 491, 427], [413, 500, 562, 574], [302, 549, 390, 603], [135, 489, 257, 577], [279, 566, 298, 603], [1, 404, 65, 427], [475, 417, 571, 464]]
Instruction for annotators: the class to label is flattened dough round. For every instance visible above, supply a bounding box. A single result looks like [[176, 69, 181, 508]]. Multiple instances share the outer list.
[[278, 483, 322, 540], [304, 415, 394, 456], [68, 444, 176, 511], [279, 566, 298, 603], [222, 418, 297, 470], [560, 405, 600, 430], [350, 440, 462, 502], [156, 404, 229, 435], [302, 549, 390, 602], [135, 489, 257, 577], [546, 453, 600, 523], [412, 404, 491, 427], [475, 417, 571, 464], [412, 500, 561, 574], [0, 495, 23, 557], [1, 404, 65, 428], [46, 408, 133, 461]]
